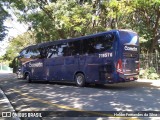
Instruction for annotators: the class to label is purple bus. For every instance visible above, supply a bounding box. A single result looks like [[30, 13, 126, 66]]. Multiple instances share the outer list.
[[17, 29, 139, 87]]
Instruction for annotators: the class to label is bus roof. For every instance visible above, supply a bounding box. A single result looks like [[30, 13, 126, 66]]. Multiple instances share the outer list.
[[20, 29, 136, 52]]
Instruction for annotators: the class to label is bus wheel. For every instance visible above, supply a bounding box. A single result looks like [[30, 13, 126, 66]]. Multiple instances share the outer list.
[[75, 73, 85, 87], [26, 74, 32, 83]]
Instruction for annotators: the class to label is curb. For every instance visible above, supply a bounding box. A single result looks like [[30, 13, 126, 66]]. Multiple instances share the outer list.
[[0, 88, 21, 120]]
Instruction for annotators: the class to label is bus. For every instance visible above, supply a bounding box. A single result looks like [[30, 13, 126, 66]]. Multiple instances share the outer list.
[[17, 29, 139, 87], [10, 56, 22, 76]]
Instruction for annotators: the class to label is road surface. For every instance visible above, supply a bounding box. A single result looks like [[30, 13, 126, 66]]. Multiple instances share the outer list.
[[0, 73, 160, 120]]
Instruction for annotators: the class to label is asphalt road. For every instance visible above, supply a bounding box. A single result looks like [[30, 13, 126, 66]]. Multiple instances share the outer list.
[[0, 73, 160, 120]]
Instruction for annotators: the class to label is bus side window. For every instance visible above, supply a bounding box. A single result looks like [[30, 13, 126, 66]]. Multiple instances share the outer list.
[[19, 50, 26, 59], [31, 49, 40, 59], [39, 48, 47, 58], [57, 43, 69, 57], [24, 49, 31, 58], [63, 43, 70, 56], [19, 49, 36, 63], [47, 45, 58, 58], [83, 38, 96, 54], [105, 34, 115, 42], [94, 34, 114, 52], [69, 40, 82, 56]]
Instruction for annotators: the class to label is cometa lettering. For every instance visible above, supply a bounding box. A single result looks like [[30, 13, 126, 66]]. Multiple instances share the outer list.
[[29, 62, 43, 67], [124, 46, 137, 51]]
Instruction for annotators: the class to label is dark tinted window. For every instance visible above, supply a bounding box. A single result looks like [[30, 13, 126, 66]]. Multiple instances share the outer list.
[[30, 49, 40, 58], [47, 41, 82, 58], [83, 38, 95, 54], [68, 40, 82, 55], [20, 50, 27, 58], [36, 33, 114, 58], [47, 45, 58, 58], [39, 47, 48, 58], [20, 49, 40, 59], [19, 48, 40, 63], [57, 43, 69, 56], [94, 34, 114, 52], [47, 43, 70, 58], [82, 33, 114, 54]]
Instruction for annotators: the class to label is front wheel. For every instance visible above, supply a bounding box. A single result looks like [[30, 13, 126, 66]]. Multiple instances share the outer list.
[[26, 74, 32, 83], [75, 73, 85, 87]]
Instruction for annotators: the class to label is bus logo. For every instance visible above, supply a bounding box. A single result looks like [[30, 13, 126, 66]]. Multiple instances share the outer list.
[[29, 62, 43, 67], [124, 46, 137, 51]]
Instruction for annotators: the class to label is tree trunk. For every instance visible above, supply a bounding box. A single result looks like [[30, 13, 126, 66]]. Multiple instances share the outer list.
[[150, 10, 160, 53]]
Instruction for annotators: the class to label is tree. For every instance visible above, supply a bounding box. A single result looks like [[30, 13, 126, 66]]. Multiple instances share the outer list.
[[3, 0, 160, 54], [2, 31, 35, 61], [0, 0, 9, 41], [129, 0, 160, 53]]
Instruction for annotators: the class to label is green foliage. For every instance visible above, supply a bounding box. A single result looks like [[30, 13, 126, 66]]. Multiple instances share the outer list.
[[26, 0, 95, 42], [0, 0, 9, 41], [148, 73, 159, 80], [2, 0, 160, 61], [139, 67, 160, 80], [2, 31, 35, 61], [130, 0, 160, 53]]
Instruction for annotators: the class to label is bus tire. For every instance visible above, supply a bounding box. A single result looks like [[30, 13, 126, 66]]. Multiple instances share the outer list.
[[26, 74, 32, 83], [75, 73, 85, 87]]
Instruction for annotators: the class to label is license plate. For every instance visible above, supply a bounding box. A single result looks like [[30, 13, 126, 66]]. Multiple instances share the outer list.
[[130, 77, 134, 80]]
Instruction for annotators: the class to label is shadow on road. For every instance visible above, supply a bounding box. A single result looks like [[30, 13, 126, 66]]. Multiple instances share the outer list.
[[0, 73, 160, 117]]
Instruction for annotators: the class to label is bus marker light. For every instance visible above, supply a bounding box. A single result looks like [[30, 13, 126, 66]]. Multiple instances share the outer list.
[[130, 78, 134, 80], [117, 59, 123, 73]]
